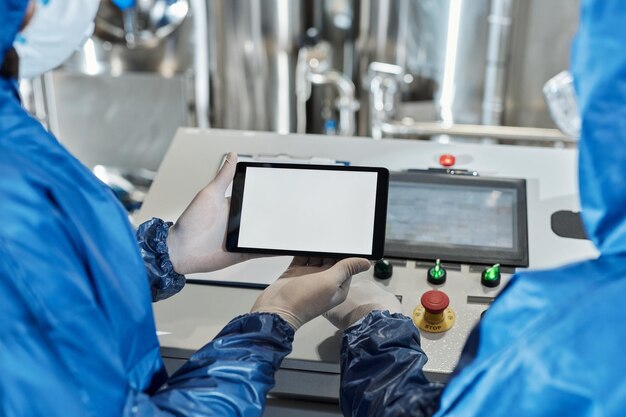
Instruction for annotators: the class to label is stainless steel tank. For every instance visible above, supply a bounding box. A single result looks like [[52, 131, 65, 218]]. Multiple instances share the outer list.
[[207, 0, 310, 133], [65, 0, 193, 76], [504, 0, 579, 129], [356, 0, 493, 132], [42, 0, 196, 171], [33, 0, 579, 166]]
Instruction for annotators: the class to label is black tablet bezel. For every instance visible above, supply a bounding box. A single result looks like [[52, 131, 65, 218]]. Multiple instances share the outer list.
[[385, 172, 529, 267], [226, 162, 389, 260]]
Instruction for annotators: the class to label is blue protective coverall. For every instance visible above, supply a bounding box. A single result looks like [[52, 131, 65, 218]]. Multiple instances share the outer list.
[[0, 1, 295, 416], [337, 1, 626, 416]]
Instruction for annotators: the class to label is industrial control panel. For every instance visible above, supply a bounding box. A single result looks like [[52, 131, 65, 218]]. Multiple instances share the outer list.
[[138, 129, 596, 413], [377, 170, 528, 341]]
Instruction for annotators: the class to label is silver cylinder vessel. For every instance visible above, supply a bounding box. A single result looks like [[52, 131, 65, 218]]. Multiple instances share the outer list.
[[207, 0, 309, 134]]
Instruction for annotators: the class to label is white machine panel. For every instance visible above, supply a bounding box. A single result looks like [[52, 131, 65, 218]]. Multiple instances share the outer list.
[[138, 129, 597, 404]]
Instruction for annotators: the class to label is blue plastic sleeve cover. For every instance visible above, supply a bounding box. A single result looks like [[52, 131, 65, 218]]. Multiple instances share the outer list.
[[340, 311, 444, 417], [137, 312, 295, 416], [136, 217, 185, 302]]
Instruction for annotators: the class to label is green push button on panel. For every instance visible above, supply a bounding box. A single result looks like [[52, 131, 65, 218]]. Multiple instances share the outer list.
[[374, 259, 393, 280], [427, 259, 447, 284], [481, 264, 501, 287]]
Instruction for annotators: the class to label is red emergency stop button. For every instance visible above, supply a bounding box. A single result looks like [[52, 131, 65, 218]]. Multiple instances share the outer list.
[[420, 290, 450, 314], [439, 154, 456, 167], [413, 290, 455, 332]]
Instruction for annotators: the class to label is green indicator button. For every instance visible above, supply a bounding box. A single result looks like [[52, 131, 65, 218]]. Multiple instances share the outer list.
[[481, 264, 501, 287], [374, 259, 393, 280], [427, 259, 447, 284], [484, 264, 500, 280]]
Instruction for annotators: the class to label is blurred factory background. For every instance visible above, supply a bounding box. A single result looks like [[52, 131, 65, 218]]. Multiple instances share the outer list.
[[20, 0, 578, 173]]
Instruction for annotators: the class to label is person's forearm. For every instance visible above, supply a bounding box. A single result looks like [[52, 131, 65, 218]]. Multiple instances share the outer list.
[[340, 311, 443, 417], [127, 313, 294, 416]]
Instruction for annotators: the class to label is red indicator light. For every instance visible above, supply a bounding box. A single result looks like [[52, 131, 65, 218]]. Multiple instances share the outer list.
[[439, 154, 456, 167]]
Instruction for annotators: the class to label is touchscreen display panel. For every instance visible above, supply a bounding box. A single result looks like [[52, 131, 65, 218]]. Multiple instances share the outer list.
[[383, 172, 528, 266], [387, 182, 518, 250]]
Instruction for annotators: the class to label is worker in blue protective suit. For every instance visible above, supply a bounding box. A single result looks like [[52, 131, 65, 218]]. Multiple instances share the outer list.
[[0, 1, 371, 416], [324, 1, 626, 416]]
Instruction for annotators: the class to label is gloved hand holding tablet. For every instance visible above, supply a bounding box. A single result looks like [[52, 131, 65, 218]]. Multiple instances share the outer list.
[[226, 162, 389, 260]]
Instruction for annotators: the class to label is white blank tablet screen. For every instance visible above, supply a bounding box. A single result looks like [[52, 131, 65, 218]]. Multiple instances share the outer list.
[[238, 167, 378, 254]]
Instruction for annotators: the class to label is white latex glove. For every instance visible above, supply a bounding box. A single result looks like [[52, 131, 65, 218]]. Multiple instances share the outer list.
[[251, 257, 371, 330], [324, 279, 402, 330], [167, 152, 257, 275]]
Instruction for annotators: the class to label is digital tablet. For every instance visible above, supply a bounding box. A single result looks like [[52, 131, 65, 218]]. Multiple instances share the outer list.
[[226, 162, 389, 259]]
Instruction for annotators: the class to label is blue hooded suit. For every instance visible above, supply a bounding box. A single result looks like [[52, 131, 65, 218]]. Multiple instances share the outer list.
[[336, 1, 626, 416], [0, 1, 294, 416]]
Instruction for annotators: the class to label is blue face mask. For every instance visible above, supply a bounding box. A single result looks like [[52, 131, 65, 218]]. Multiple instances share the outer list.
[[13, 0, 101, 79]]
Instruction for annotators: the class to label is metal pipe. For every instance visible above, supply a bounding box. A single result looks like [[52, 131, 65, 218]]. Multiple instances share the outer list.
[[307, 70, 357, 136], [41, 72, 60, 135], [380, 120, 573, 143], [367, 62, 404, 139], [482, 0, 514, 126], [122, 8, 138, 49], [295, 42, 358, 136], [369, 75, 384, 140], [370, 76, 400, 140], [438, 0, 463, 124], [190, 0, 210, 128], [295, 48, 310, 134], [366, 63, 571, 145]]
